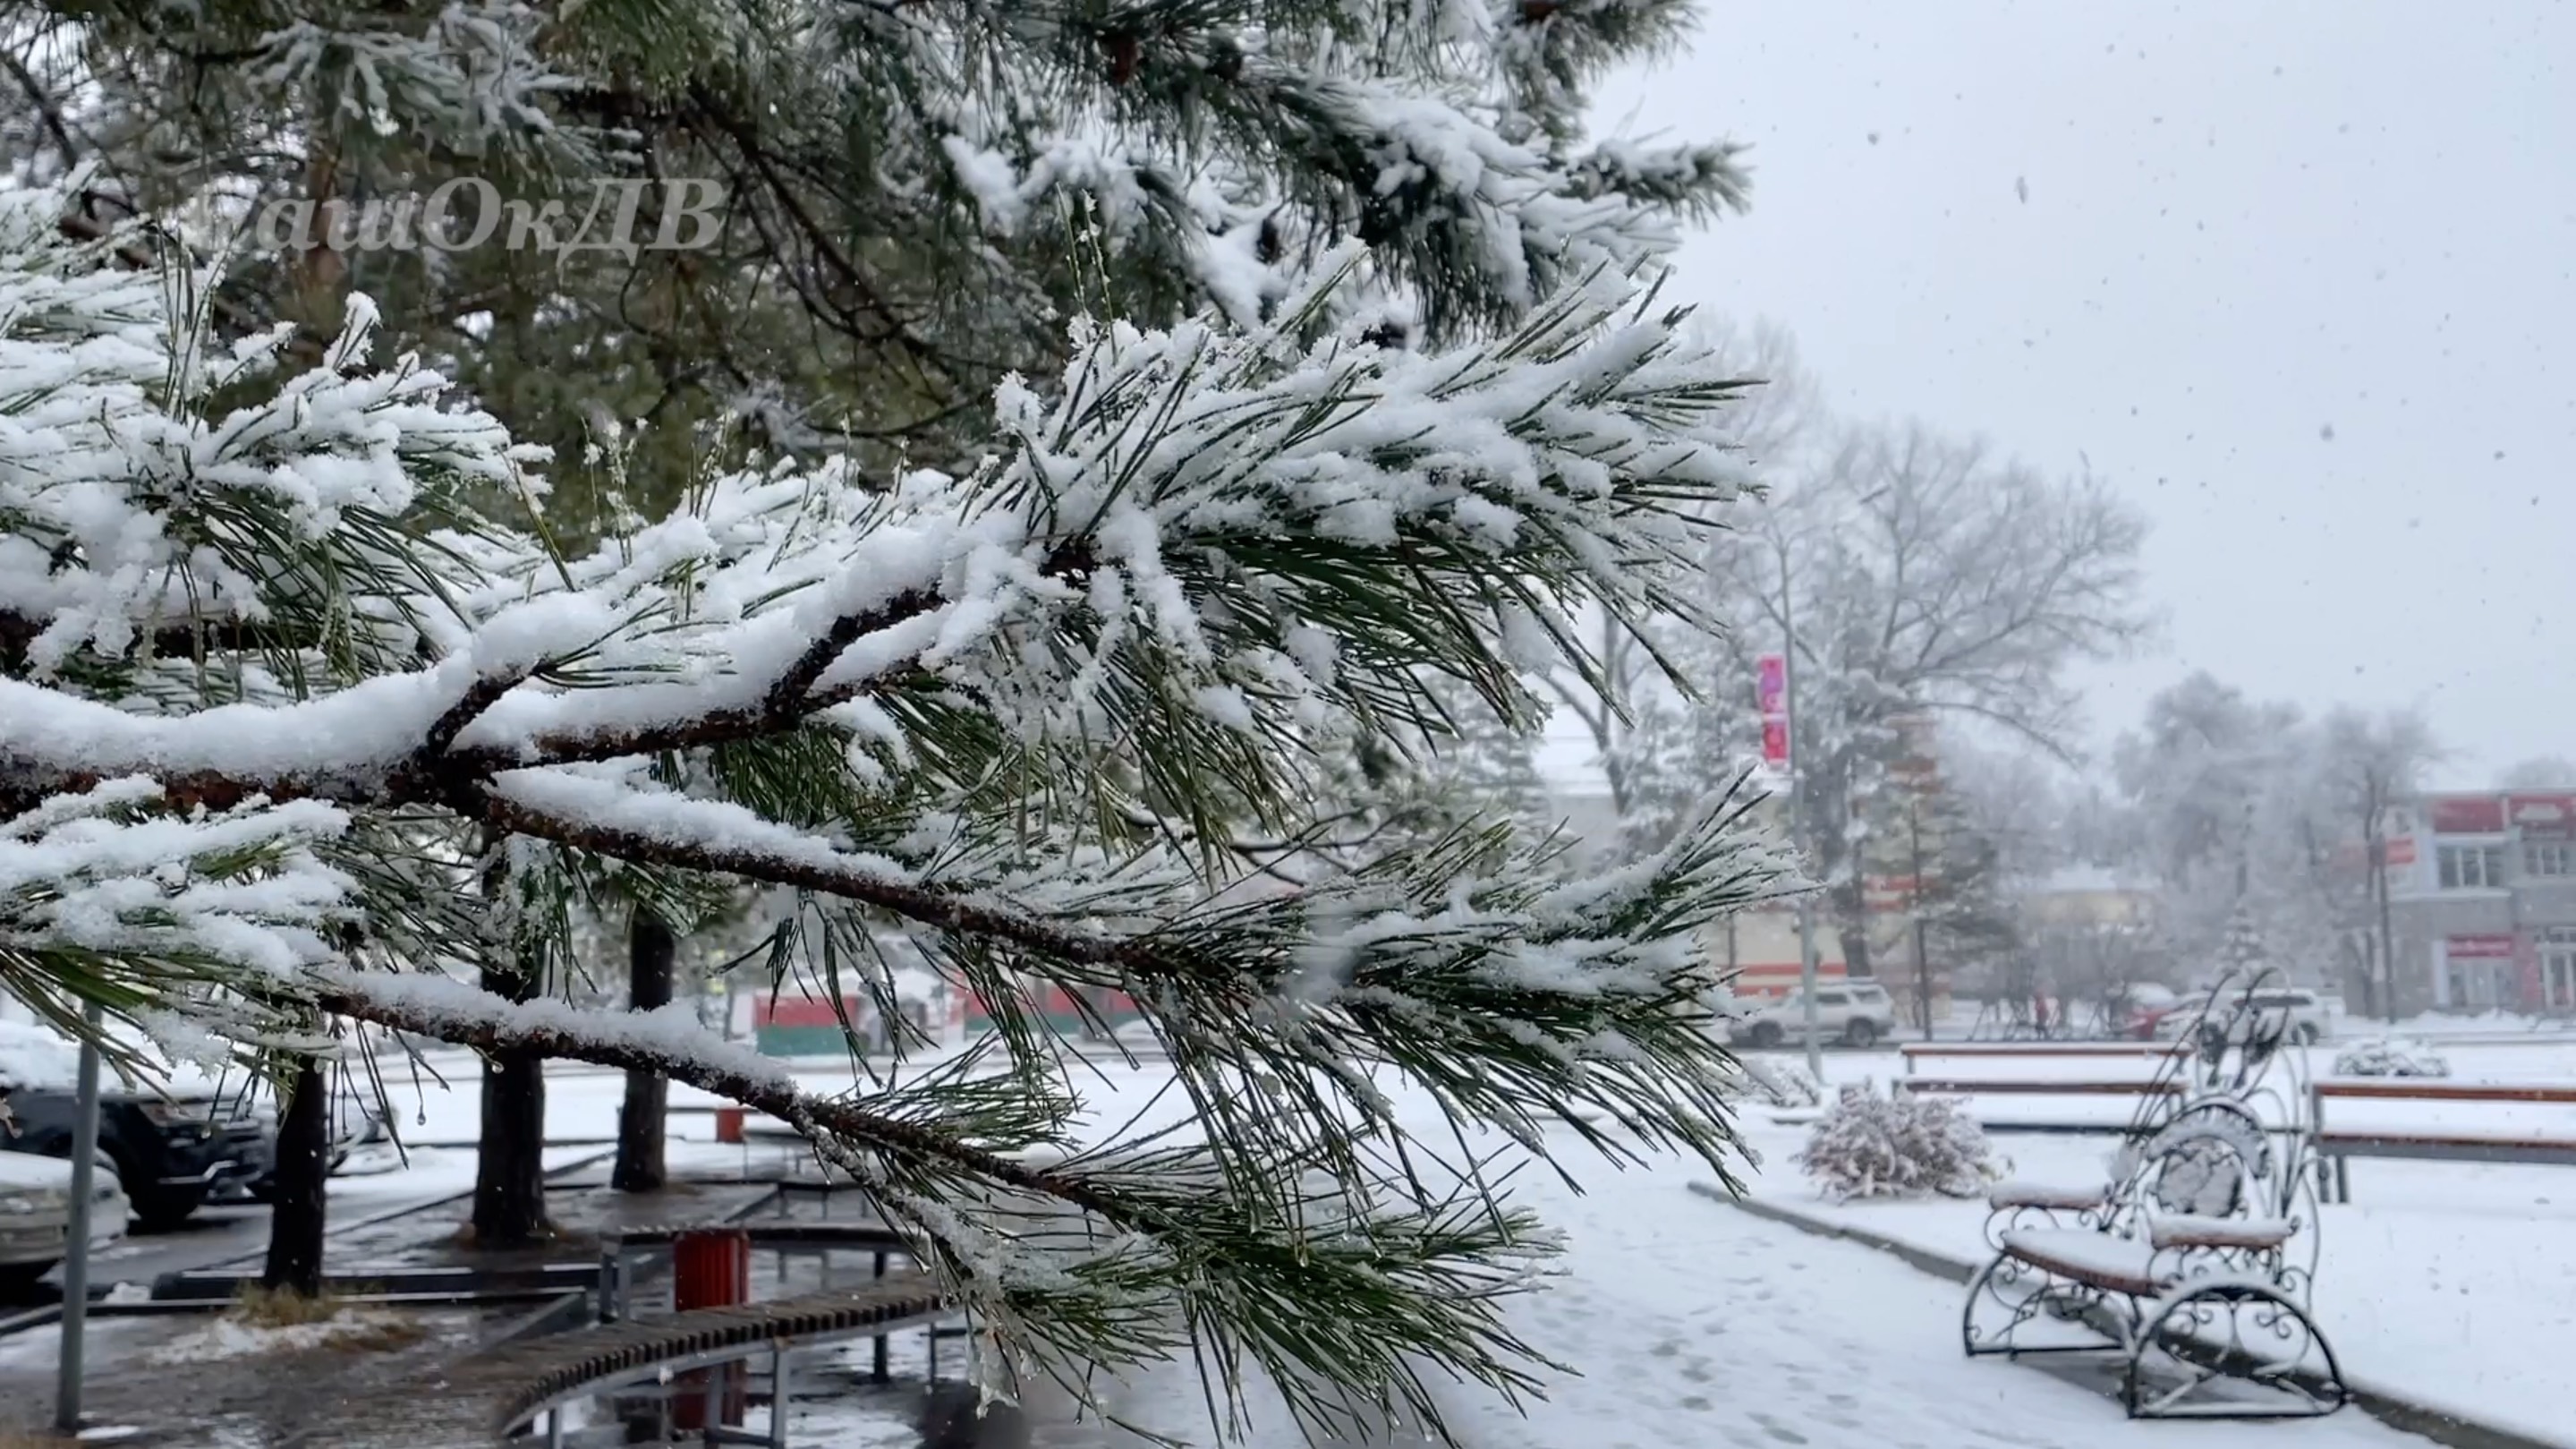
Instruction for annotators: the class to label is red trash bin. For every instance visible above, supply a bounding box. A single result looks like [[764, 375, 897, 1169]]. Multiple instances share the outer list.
[[672, 1228, 751, 1430], [714, 1105, 747, 1144]]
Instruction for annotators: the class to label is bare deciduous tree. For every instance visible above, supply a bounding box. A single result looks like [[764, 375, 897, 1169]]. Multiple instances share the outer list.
[[2315, 706, 2445, 1019], [1620, 421, 2152, 979]]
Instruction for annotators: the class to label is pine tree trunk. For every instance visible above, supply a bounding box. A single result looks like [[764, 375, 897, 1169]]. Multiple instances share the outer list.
[[613, 908, 674, 1194], [473, 959, 550, 1247], [259, 1055, 330, 1297]]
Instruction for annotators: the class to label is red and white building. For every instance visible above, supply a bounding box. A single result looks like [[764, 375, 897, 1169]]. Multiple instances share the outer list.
[[2373, 791, 2576, 1014]]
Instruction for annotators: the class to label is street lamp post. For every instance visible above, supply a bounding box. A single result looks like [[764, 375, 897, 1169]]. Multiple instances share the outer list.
[[1777, 548, 1824, 1081]]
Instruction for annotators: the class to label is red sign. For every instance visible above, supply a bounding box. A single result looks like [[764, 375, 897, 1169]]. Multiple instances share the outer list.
[[1761, 717, 1790, 767], [2446, 933, 2519, 960], [1756, 653, 1787, 716], [2429, 796, 2508, 835], [755, 993, 871, 1029], [2507, 794, 2576, 841], [1731, 959, 1849, 997]]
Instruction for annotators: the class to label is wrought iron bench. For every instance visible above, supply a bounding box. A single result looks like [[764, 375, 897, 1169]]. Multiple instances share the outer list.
[[1960, 967, 2348, 1420]]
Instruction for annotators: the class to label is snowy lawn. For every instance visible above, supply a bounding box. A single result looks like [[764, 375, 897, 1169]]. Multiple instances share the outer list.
[[1740, 1118, 2576, 1448]]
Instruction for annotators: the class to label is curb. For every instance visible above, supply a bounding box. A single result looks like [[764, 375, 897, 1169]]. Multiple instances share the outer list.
[[1687, 1181, 2572, 1449]]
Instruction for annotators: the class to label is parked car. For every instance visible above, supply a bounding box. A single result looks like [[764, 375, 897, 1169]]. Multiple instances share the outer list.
[[243, 1089, 393, 1201], [1730, 983, 1900, 1049], [2153, 985, 2330, 1045], [0, 1150, 129, 1291], [0, 1019, 384, 1227]]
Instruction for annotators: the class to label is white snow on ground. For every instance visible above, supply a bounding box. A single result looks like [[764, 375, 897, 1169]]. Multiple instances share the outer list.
[[147, 1308, 411, 1364]]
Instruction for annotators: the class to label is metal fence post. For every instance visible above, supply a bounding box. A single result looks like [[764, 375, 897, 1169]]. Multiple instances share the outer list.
[[54, 1001, 104, 1436], [871, 1250, 889, 1383]]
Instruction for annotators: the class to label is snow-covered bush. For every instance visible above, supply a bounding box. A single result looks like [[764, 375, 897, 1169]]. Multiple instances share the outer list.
[[1736, 1054, 1824, 1110], [1796, 1085, 2005, 1202], [2332, 1037, 2452, 1078]]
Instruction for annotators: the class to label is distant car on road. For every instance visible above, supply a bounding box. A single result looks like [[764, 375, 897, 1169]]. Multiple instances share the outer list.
[[0, 1151, 128, 1291], [1730, 983, 1900, 1049], [2153, 985, 2330, 1045]]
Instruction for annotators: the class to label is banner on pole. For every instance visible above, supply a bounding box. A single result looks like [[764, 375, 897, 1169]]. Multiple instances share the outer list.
[[1756, 653, 1787, 716], [1756, 653, 1790, 768]]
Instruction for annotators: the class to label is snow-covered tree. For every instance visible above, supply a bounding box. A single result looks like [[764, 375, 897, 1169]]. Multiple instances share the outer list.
[[0, 178, 1780, 1435], [2499, 756, 2576, 790], [2112, 672, 2306, 958], [1616, 420, 2151, 978], [12, 0, 1749, 479], [2108, 679, 2439, 1007], [2306, 705, 2442, 1019], [15, 0, 1760, 1266]]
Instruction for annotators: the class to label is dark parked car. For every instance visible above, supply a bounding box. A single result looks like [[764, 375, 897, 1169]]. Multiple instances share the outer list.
[[0, 1019, 382, 1228], [0, 1082, 269, 1229]]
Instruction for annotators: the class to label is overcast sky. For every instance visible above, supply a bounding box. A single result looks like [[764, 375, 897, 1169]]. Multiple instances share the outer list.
[[1543, 1, 2573, 793]]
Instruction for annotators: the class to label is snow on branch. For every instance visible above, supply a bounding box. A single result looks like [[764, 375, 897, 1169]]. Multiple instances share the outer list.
[[0, 175, 1781, 1443], [4, 252, 1752, 832], [0, 777, 353, 992]]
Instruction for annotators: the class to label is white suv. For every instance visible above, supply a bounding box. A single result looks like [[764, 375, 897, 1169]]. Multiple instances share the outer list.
[[1730, 983, 1899, 1049]]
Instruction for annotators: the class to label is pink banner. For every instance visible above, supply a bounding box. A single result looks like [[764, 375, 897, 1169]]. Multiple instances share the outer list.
[[1761, 717, 1790, 767], [1756, 653, 1787, 716]]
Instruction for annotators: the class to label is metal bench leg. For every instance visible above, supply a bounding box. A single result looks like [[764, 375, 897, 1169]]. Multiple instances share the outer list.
[[769, 1349, 791, 1449], [2127, 1283, 2348, 1419]]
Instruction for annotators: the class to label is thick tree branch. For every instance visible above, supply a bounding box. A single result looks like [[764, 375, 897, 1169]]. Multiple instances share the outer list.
[[476, 782, 1158, 977]]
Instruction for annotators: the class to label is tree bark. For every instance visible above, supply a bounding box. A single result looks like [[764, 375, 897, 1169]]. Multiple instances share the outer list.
[[472, 957, 550, 1246], [259, 1054, 330, 1297], [613, 908, 675, 1193]]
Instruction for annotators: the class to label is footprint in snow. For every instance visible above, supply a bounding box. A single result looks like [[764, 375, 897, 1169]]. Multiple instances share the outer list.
[[1747, 1411, 1809, 1445]]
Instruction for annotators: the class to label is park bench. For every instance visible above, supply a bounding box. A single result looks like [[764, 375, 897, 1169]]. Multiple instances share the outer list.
[[1960, 968, 2349, 1420], [2308, 1078, 2576, 1201]]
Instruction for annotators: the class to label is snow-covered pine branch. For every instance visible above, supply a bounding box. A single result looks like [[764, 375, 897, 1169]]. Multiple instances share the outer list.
[[0, 179, 1787, 1439]]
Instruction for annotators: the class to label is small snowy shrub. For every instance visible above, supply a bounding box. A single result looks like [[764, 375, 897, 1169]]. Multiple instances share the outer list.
[[2332, 1037, 2452, 1078], [1736, 1054, 1824, 1109], [1796, 1085, 2004, 1202]]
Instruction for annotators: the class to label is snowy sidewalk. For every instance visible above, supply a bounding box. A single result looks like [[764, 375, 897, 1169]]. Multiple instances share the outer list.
[[1440, 1170, 2433, 1449]]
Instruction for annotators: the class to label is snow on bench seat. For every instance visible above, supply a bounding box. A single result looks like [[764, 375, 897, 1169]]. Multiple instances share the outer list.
[[1986, 1179, 2109, 1211], [2147, 1214, 2294, 1250], [1996, 1228, 2166, 1297]]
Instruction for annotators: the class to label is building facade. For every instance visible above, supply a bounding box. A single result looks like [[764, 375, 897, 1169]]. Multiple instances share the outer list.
[[2378, 791, 2576, 1015]]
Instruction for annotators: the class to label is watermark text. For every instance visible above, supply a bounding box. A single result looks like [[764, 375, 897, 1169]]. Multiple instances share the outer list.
[[250, 179, 726, 260]]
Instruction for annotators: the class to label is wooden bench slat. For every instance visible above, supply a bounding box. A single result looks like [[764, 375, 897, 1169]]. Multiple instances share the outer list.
[[1996, 1228, 2164, 1297], [1902, 1042, 2188, 1058], [2317, 1129, 2576, 1152], [2317, 1079, 2576, 1104], [1900, 1078, 2183, 1096]]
